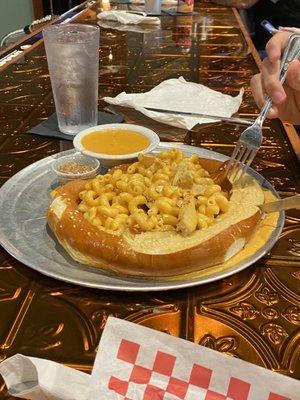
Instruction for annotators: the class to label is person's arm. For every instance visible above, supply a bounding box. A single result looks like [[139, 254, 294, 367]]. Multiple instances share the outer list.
[[251, 31, 300, 125], [210, 0, 259, 9]]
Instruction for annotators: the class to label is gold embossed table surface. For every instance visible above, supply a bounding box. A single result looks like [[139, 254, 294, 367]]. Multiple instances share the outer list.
[[0, 2, 299, 397]]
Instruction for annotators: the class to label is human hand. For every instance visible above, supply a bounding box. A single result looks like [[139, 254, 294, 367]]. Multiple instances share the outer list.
[[251, 31, 300, 125]]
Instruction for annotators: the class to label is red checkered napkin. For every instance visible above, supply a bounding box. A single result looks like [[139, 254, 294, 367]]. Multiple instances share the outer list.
[[90, 317, 299, 400]]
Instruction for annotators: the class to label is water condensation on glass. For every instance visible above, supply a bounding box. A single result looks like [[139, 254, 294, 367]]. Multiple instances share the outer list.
[[43, 25, 100, 135]]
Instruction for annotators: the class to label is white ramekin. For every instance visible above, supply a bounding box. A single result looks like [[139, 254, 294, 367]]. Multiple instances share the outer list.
[[73, 123, 160, 167]]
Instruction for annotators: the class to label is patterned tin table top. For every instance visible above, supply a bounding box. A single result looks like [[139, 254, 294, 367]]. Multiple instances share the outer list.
[[0, 2, 299, 397]]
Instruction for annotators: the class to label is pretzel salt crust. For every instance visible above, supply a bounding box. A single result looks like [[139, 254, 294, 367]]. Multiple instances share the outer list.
[[47, 150, 265, 277]]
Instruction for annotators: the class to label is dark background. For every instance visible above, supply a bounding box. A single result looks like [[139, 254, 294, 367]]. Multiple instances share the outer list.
[[42, 0, 84, 15]]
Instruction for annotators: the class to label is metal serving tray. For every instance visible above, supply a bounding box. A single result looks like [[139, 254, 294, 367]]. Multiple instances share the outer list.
[[0, 143, 284, 291]]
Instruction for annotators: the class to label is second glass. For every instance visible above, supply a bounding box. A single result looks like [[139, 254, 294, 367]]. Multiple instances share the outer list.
[[145, 0, 161, 15], [43, 24, 100, 135]]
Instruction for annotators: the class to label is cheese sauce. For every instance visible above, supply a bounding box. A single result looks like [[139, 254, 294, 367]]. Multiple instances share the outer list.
[[162, 190, 279, 281], [81, 130, 150, 155]]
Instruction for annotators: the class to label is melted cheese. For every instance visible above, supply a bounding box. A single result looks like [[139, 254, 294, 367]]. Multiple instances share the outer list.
[[81, 130, 150, 155], [123, 178, 264, 254], [162, 190, 279, 281]]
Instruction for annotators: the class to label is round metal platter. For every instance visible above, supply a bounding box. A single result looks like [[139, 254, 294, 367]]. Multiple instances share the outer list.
[[0, 143, 284, 291]]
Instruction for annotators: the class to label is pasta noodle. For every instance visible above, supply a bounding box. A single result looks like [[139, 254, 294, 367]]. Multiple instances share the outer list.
[[78, 149, 229, 235]]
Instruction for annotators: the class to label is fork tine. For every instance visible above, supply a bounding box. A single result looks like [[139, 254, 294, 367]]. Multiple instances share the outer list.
[[228, 146, 253, 182], [225, 145, 241, 173], [229, 163, 242, 182], [227, 144, 248, 178], [231, 148, 258, 183], [244, 148, 258, 168], [239, 147, 253, 165], [230, 143, 242, 160], [225, 143, 246, 174]]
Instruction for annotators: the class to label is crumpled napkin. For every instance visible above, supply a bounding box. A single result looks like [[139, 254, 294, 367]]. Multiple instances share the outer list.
[[97, 11, 160, 25], [98, 19, 160, 33], [0, 354, 90, 400], [104, 76, 244, 130]]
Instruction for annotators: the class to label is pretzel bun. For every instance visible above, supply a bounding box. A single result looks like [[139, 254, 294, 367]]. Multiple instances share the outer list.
[[47, 158, 264, 277]]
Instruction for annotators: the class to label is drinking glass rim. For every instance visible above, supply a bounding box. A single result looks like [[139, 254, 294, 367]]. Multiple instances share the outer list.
[[43, 23, 99, 43]]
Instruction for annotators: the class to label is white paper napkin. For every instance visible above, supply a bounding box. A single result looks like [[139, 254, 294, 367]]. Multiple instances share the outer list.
[[0, 354, 90, 400], [104, 77, 244, 129], [90, 317, 300, 399], [2, 318, 299, 400], [97, 11, 160, 25], [98, 19, 160, 33]]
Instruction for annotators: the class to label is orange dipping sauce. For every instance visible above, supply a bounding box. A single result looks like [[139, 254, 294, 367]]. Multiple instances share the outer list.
[[81, 130, 150, 155]]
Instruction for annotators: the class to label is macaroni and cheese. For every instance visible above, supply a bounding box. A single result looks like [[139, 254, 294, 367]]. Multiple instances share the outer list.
[[77, 149, 229, 236]]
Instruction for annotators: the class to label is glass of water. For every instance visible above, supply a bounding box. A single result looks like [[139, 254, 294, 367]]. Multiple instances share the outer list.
[[145, 0, 161, 15], [43, 24, 100, 135]]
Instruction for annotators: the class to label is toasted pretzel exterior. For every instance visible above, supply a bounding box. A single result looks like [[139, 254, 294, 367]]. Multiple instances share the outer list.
[[47, 156, 264, 277]]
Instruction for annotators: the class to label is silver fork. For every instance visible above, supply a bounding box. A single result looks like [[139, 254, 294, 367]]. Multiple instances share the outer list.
[[227, 33, 300, 182]]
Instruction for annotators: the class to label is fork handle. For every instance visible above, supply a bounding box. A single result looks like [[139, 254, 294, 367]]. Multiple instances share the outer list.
[[256, 33, 300, 126]]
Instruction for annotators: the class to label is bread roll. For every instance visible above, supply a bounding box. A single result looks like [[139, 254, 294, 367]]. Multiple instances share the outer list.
[[47, 155, 264, 277]]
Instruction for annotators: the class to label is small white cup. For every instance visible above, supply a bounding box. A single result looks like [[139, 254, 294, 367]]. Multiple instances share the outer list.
[[73, 123, 160, 167]]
